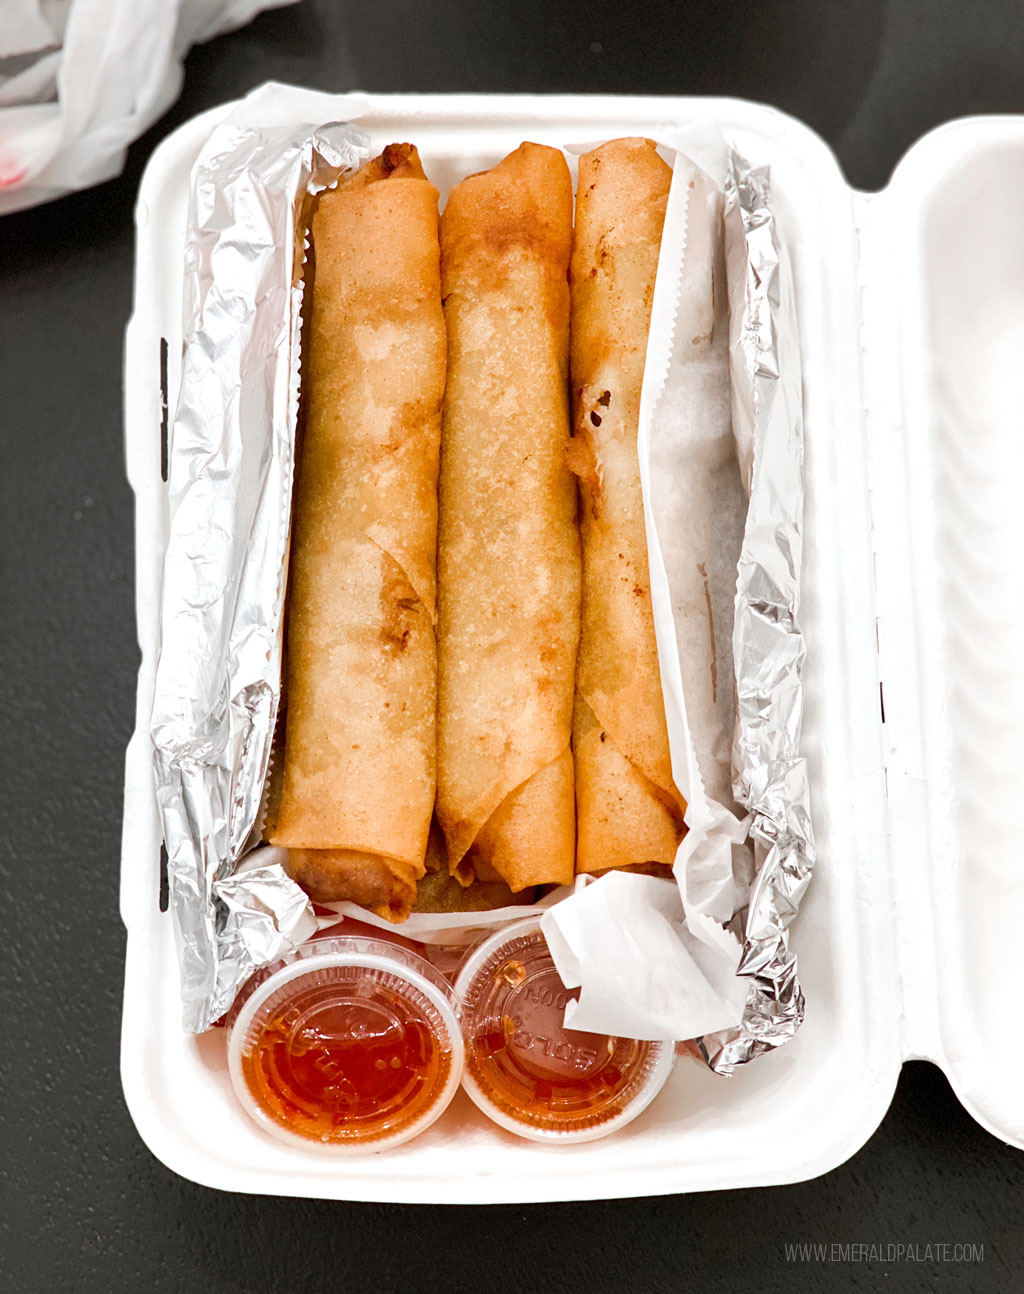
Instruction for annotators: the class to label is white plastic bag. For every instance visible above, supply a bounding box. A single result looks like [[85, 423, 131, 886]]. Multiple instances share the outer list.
[[0, 0, 297, 214]]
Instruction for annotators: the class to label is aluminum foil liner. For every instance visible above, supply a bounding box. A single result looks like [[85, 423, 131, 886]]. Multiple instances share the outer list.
[[697, 151, 815, 1074], [150, 117, 369, 1031]]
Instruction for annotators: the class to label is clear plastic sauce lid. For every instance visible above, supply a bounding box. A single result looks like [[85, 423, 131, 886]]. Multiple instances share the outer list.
[[454, 917, 675, 1142], [226, 936, 464, 1153]]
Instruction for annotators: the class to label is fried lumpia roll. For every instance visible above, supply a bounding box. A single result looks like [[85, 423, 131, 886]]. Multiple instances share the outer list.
[[436, 143, 580, 891], [267, 144, 445, 922], [568, 138, 687, 872]]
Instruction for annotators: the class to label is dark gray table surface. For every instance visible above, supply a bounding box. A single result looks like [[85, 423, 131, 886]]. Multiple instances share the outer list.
[[3, 3, 1023, 1290]]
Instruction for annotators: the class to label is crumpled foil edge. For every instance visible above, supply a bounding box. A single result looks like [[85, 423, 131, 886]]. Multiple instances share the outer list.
[[697, 150, 816, 1075], [150, 118, 369, 1032]]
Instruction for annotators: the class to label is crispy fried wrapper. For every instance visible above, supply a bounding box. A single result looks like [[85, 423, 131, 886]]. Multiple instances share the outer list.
[[568, 138, 687, 872], [267, 145, 446, 921], [284, 848, 419, 924], [436, 142, 580, 892]]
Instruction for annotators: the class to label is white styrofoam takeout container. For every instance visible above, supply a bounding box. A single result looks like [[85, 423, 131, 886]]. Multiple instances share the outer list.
[[120, 90, 1024, 1201]]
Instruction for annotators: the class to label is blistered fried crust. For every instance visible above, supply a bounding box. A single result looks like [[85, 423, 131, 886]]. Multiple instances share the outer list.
[[284, 848, 419, 923], [268, 146, 445, 913], [569, 138, 686, 871], [435, 143, 580, 890]]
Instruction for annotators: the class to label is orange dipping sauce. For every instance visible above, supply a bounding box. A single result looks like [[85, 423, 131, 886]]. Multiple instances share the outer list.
[[468, 962, 654, 1125], [228, 938, 463, 1152], [455, 919, 674, 1142]]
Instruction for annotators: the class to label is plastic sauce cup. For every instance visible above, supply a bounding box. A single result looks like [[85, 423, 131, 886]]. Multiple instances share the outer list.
[[226, 935, 464, 1154], [453, 917, 676, 1143]]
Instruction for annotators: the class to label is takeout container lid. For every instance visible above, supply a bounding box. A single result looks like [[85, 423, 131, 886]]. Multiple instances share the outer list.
[[120, 88, 1024, 1201], [453, 917, 675, 1142], [226, 936, 464, 1154]]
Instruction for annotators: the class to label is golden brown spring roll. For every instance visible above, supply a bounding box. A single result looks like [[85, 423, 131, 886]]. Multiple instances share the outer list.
[[436, 143, 580, 891], [568, 137, 687, 872], [267, 145, 446, 921]]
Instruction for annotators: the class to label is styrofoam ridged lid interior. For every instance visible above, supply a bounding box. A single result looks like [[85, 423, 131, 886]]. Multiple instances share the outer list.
[[863, 117, 1024, 1148]]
